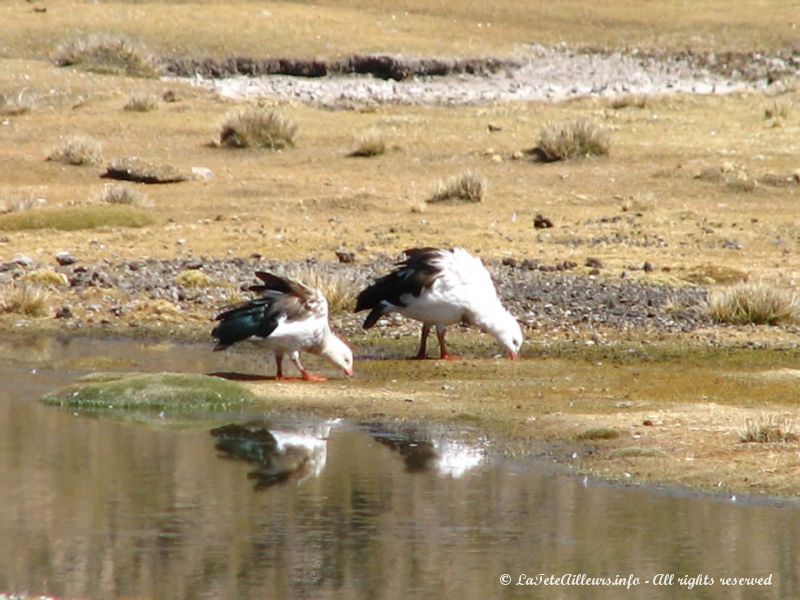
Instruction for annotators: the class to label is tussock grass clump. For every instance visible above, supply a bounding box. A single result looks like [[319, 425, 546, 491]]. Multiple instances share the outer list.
[[764, 99, 791, 120], [0, 91, 37, 116], [350, 130, 386, 157], [575, 427, 620, 441], [284, 265, 356, 313], [124, 91, 160, 112], [98, 183, 152, 208], [0, 194, 44, 214], [219, 107, 297, 149], [740, 414, 798, 443], [0, 205, 155, 232], [705, 282, 799, 325], [0, 284, 51, 317], [533, 119, 609, 162], [175, 270, 214, 288], [52, 33, 160, 78], [427, 171, 485, 203], [22, 269, 69, 288], [609, 94, 648, 110], [47, 135, 102, 166]]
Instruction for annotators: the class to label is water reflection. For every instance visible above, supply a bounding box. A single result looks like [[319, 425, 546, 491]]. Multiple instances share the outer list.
[[211, 421, 331, 489]]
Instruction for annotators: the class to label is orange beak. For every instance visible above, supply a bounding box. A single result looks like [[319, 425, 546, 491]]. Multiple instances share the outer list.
[[344, 369, 354, 378], [509, 352, 519, 361]]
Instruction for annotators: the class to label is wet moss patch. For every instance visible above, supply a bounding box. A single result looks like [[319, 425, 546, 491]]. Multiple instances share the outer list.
[[42, 372, 256, 412]]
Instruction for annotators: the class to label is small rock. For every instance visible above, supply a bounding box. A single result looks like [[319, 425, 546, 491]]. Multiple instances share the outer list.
[[183, 259, 203, 270], [487, 124, 502, 132], [11, 255, 34, 267], [511, 151, 524, 160], [501, 257, 518, 268], [191, 166, 215, 180], [491, 154, 503, 163], [55, 251, 77, 266], [162, 90, 179, 103], [643, 261, 655, 272], [533, 214, 554, 229], [55, 306, 73, 319], [585, 257, 603, 269], [335, 249, 355, 263]]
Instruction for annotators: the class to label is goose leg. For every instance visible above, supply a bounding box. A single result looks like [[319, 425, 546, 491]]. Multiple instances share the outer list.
[[290, 351, 327, 382], [275, 352, 285, 380], [413, 323, 431, 359], [436, 326, 453, 360]]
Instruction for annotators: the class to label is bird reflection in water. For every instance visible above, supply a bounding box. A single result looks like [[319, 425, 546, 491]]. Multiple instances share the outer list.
[[210, 422, 329, 490]]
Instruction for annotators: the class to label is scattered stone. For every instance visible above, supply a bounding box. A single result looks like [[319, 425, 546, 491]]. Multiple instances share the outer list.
[[643, 261, 655, 273], [487, 124, 502, 132], [102, 157, 191, 184], [335, 249, 355, 263], [501, 257, 518, 268], [533, 214, 554, 229], [585, 257, 603, 269], [191, 166, 215, 180], [55, 251, 77, 266], [55, 306, 73, 319], [162, 90, 179, 103], [183, 258, 203, 270]]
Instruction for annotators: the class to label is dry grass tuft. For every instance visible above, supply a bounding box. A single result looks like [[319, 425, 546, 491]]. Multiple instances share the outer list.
[[350, 130, 387, 157], [609, 94, 648, 109], [0, 90, 37, 116], [52, 33, 160, 78], [575, 427, 620, 441], [175, 270, 214, 288], [102, 157, 190, 184], [0, 193, 45, 214], [740, 414, 798, 443], [47, 135, 102, 166], [219, 107, 298, 149], [705, 282, 799, 325], [0, 284, 51, 317], [764, 99, 791, 120], [98, 184, 153, 208], [124, 91, 160, 112], [22, 269, 69, 288], [532, 119, 610, 162], [284, 265, 357, 314], [427, 171, 485, 203]]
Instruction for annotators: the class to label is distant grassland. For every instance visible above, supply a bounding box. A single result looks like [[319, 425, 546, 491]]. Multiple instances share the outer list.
[[1, 0, 797, 62]]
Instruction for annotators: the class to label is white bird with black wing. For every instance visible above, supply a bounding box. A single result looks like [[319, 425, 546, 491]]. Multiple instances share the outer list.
[[355, 247, 523, 360], [212, 272, 353, 381]]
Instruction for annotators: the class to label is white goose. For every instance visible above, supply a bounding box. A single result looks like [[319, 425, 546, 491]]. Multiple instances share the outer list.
[[212, 271, 353, 381], [355, 247, 523, 359]]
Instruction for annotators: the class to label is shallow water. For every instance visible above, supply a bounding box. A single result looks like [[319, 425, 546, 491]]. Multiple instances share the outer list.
[[0, 335, 797, 599]]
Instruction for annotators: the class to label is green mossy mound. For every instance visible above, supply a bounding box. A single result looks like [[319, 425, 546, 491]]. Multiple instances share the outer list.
[[42, 372, 256, 412]]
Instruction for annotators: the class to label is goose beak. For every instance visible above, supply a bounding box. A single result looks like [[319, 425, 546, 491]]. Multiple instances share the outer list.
[[509, 351, 519, 361], [344, 369, 354, 378]]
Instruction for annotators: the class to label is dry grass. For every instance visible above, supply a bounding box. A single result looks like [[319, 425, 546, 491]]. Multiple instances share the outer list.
[[427, 171, 485, 203], [175, 270, 214, 288], [349, 130, 387, 157], [533, 119, 610, 162], [47, 135, 102, 166], [52, 33, 160, 78], [284, 265, 357, 314], [0, 90, 37, 116], [764, 99, 791, 120], [705, 282, 799, 325], [0, 284, 51, 317], [103, 157, 190, 184], [22, 269, 69, 288], [576, 427, 621, 441], [124, 91, 160, 112], [740, 414, 798, 443], [608, 94, 648, 109], [97, 184, 152, 208], [0, 194, 44, 214], [219, 107, 297, 150]]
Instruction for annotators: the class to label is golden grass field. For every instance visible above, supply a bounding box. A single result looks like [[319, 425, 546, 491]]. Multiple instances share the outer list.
[[2, 0, 800, 496]]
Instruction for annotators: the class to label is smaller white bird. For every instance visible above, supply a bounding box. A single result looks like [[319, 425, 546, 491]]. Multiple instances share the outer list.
[[212, 271, 353, 381], [355, 247, 523, 359]]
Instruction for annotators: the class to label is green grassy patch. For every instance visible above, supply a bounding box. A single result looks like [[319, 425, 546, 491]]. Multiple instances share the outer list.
[[576, 427, 621, 440], [0, 205, 155, 231], [42, 372, 257, 412]]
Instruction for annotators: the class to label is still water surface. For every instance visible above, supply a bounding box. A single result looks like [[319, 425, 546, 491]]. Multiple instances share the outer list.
[[0, 335, 796, 599]]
